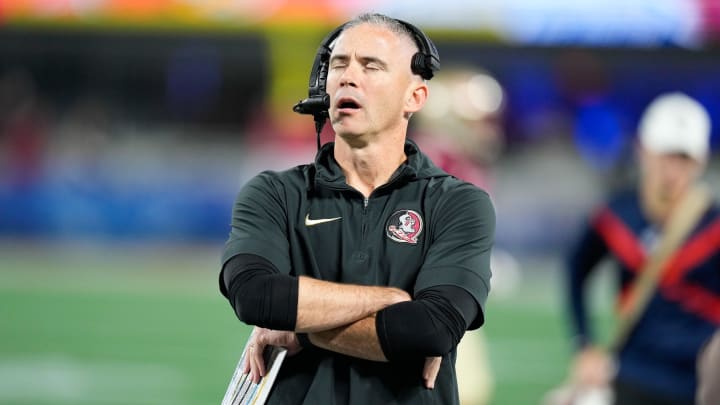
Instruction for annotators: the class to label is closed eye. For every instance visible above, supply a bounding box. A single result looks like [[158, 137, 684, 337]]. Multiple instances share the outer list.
[[360, 56, 387, 71], [329, 54, 349, 70]]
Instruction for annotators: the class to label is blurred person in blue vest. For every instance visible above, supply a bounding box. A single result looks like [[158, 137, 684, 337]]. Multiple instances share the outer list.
[[565, 92, 719, 405]]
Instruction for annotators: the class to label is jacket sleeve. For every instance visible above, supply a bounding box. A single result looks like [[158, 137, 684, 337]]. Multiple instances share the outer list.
[[220, 254, 298, 331], [221, 172, 292, 273], [566, 209, 610, 349], [414, 184, 494, 330], [376, 285, 478, 360]]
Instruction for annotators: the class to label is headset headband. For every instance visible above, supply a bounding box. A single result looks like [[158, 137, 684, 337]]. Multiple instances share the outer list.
[[396, 18, 441, 80], [293, 17, 441, 149]]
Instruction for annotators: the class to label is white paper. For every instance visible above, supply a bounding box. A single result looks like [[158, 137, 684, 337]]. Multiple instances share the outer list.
[[221, 341, 288, 405]]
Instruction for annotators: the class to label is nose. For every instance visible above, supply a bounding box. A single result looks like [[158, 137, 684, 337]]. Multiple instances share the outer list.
[[338, 62, 359, 88], [660, 157, 695, 187]]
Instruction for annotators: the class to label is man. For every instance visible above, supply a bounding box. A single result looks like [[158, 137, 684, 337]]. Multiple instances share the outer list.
[[566, 92, 719, 404], [219, 13, 494, 404]]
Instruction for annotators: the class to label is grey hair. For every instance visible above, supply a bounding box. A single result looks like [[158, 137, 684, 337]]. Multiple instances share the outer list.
[[343, 13, 420, 53]]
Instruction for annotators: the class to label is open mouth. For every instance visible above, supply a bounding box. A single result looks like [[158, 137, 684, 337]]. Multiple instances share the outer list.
[[336, 97, 361, 111], [339, 101, 359, 109]]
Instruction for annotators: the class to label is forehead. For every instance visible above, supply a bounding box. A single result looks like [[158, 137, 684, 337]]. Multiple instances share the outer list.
[[332, 23, 416, 58], [643, 149, 700, 167]]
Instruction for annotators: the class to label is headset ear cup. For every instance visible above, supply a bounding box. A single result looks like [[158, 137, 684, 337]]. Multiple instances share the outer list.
[[411, 52, 432, 80]]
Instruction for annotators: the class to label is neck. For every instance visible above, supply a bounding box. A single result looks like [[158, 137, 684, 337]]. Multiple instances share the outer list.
[[333, 136, 407, 198]]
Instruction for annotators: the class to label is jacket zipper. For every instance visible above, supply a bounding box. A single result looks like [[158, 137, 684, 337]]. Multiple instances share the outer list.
[[318, 167, 411, 242], [362, 197, 369, 241]]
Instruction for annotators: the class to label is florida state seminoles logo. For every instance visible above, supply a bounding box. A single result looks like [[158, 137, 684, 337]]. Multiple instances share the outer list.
[[386, 210, 423, 244]]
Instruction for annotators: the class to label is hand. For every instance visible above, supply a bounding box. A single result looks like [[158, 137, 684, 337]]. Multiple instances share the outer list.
[[423, 356, 442, 389], [390, 287, 413, 305], [571, 346, 612, 387], [242, 327, 303, 383]]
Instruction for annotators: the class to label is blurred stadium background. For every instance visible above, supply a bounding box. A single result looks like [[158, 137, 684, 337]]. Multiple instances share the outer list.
[[1, 1, 719, 404]]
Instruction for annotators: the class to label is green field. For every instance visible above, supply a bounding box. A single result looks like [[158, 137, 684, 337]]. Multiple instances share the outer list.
[[0, 241, 612, 405]]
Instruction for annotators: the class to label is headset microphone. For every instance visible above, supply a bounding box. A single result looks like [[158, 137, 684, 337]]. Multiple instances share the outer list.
[[293, 94, 330, 149], [293, 94, 329, 115], [293, 24, 344, 150]]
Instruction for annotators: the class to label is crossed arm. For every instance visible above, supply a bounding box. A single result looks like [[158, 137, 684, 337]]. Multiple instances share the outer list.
[[221, 254, 477, 383], [222, 254, 411, 361], [296, 275, 408, 361]]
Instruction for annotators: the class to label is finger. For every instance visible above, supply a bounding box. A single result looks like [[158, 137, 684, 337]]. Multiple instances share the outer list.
[[241, 343, 253, 375], [243, 343, 254, 381], [242, 328, 258, 375], [250, 346, 260, 383], [250, 344, 267, 384], [249, 354, 258, 383], [255, 344, 266, 379], [247, 341, 261, 383], [428, 358, 441, 389], [423, 356, 442, 389], [243, 338, 259, 375]]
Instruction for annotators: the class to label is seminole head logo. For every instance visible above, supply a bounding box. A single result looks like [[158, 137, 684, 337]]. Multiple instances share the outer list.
[[386, 209, 423, 244]]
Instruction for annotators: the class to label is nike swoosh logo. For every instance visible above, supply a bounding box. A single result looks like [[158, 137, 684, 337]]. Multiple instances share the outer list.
[[304, 214, 342, 226]]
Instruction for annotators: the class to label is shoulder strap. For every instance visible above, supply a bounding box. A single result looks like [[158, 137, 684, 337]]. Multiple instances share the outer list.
[[609, 184, 713, 352]]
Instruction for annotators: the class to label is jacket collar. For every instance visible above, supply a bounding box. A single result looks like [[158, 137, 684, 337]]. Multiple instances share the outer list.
[[309, 139, 449, 191]]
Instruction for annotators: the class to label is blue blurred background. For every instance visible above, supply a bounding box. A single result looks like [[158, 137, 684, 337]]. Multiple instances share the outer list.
[[1, 1, 719, 404]]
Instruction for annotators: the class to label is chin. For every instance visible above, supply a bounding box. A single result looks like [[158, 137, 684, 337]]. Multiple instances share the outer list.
[[334, 131, 371, 148], [331, 123, 364, 138]]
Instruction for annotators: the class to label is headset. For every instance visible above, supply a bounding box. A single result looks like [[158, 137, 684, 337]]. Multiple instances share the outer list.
[[293, 18, 441, 149]]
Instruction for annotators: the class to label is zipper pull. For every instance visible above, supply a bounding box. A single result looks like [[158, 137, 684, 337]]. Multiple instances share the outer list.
[[363, 197, 369, 208]]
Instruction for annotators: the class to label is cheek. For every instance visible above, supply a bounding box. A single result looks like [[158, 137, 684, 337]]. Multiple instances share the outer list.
[[674, 168, 698, 188], [666, 159, 697, 179], [378, 89, 407, 115], [325, 74, 338, 95]]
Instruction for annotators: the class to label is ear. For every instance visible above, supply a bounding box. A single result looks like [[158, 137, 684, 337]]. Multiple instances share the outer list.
[[404, 80, 428, 114]]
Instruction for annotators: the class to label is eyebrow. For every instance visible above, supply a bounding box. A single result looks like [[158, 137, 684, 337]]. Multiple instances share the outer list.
[[329, 53, 388, 70]]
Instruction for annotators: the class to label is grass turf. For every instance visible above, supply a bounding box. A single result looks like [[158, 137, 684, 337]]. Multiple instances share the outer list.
[[0, 241, 612, 404]]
